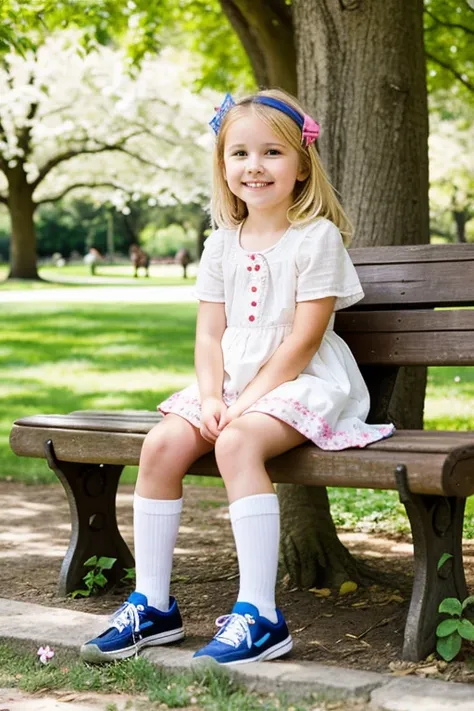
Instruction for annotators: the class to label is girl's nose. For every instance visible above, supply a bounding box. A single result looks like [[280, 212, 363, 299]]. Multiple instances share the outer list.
[[246, 160, 263, 174], [245, 153, 264, 173]]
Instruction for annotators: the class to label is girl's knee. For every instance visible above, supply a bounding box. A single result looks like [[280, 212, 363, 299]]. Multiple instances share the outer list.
[[139, 420, 197, 480], [215, 426, 244, 462], [215, 425, 259, 475]]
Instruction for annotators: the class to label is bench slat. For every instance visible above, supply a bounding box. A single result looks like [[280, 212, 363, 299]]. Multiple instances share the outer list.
[[343, 331, 474, 365], [9, 421, 474, 497], [355, 262, 474, 307], [350, 244, 474, 264], [336, 310, 474, 333]]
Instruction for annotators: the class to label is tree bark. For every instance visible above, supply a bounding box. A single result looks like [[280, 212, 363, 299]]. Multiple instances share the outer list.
[[278, 0, 430, 588], [220, 0, 297, 93], [452, 209, 467, 243], [6, 166, 39, 279]]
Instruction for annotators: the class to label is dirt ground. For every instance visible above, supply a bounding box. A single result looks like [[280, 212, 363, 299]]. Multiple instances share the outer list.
[[1, 481, 473, 685]]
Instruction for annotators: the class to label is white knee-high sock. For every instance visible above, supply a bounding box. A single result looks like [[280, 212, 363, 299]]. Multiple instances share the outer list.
[[133, 492, 183, 612], [229, 493, 279, 624]]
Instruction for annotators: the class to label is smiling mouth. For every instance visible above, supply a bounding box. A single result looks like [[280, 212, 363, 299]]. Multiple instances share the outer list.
[[242, 181, 273, 188]]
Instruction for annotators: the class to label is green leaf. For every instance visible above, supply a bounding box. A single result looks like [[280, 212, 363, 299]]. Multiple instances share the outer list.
[[97, 556, 117, 570], [71, 589, 90, 599], [93, 572, 108, 588], [458, 619, 474, 641], [436, 618, 459, 637], [437, 553, 453, 571], [83, 556, 98, 568], [438, 598, 462, 617], [461, 595, 474, 612], [436, 632, 462, 662]]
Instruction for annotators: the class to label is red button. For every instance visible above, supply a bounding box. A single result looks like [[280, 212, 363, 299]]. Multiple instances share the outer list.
[[247, 266, 252, 271], [255, 265, 261, 271], [249, 315, 255, 322], [250, 254, 256, 260], [251, 286, 257, 292], [251, 301, 257, 307]]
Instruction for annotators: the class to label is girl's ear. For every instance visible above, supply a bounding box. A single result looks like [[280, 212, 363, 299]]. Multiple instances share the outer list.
[[296, 164, 310, 182]]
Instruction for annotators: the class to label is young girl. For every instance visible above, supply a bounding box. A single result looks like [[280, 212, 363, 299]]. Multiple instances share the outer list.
[[81, 88, 394, 666]]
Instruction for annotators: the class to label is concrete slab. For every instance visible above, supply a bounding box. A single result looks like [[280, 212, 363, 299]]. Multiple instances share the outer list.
[[0, 688, 146, 710], [0, 598, 108, 647], [370, 677, 474, 710]]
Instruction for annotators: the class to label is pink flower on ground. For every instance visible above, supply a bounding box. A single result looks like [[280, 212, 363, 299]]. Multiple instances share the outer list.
[[37, 645, 55, 664]]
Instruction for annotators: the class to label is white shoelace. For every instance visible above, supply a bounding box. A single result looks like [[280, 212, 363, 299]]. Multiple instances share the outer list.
[[215, 613, 254, 649], [111, 602, 143, 634]]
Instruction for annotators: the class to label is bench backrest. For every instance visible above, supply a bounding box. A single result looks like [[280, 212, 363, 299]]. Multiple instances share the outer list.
[[338, 244, 474, 367]]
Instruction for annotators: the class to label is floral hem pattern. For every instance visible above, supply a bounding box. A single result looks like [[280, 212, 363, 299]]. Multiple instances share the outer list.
[[158, 388, 395, 451]]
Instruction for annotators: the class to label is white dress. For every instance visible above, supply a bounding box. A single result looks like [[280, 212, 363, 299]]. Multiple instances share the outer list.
[[159, 218, 395, 450]]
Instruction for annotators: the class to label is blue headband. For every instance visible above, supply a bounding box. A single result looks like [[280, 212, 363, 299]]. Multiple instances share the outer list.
[[252, 96, 305, 129], [209, 93, 320, 147]]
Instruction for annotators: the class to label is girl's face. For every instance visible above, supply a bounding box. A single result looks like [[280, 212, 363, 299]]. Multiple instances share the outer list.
[[223, 113, 307, 218]]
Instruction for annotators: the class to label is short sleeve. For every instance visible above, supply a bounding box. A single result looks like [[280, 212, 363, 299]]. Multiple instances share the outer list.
[[296, 220, 364, 311], [195, 230, 225, 302]]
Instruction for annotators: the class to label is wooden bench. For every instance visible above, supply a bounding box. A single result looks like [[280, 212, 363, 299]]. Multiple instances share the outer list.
[[9, 244, 474, 662]]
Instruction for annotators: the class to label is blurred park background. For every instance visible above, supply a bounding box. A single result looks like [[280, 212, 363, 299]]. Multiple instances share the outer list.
[[0, 1, 473, 534]]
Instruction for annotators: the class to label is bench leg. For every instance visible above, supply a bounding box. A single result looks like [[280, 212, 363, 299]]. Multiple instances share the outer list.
[[45, 439, 135, 596], [395, 464, 468, 661]]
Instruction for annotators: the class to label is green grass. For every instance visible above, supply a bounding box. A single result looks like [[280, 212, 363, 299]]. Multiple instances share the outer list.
[[1, 302, 197, 484], [1, 301, 473, 534], [0, 263, 196, 288], [0, 640, 318, 710]]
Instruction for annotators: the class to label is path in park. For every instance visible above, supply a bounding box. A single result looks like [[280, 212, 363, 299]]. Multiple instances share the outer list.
[[0, 285, 196, 304]]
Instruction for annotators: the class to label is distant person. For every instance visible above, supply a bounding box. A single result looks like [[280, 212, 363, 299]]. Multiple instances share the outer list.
[[81, 89, 394, 667], [129, 244, 150, 278], [51, 252, 66, 268], [83, 247, 102, 276], [175, 247, 192, 278]]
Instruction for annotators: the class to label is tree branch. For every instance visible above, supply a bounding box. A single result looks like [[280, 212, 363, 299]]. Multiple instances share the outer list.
[[425, 51, 474, 93], [30, 130, 143, 190], [424, 8, 474, 36], [35, 181, 131, 206], [219, 0, 296, 92]]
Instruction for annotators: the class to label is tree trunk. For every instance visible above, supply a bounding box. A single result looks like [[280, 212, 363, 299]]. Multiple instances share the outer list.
[[197, 210, 210, 258], [220, 0, 297, 93], [452, 209, 467, 243], [7, 166, 39, 279], [278, 0, 430, 588]]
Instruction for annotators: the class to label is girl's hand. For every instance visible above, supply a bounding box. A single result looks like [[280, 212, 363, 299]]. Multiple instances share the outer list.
[[200, 397, 227, 444], [217, 404, 243, 431]]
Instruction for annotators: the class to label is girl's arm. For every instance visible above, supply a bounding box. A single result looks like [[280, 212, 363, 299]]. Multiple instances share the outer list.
[[219, 296, 335, 427], [195, 301, 227, 442]]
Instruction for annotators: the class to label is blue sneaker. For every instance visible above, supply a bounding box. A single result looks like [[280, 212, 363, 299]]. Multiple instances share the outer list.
[[80, 592, 184, 663], [193, 602, 292, 665]]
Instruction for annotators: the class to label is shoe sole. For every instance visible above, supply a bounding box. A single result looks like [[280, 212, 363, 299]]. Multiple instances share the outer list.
[[80, 627, 185, 663], [194, 634, 293, 666]]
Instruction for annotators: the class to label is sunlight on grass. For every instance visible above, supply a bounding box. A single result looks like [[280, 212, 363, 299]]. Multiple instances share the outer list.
[[0, 263, 196, 289], [0, 302, 196, 484]]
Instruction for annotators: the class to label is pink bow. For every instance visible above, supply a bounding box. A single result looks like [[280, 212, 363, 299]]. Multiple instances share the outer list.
[[302, 114, 320, 147]]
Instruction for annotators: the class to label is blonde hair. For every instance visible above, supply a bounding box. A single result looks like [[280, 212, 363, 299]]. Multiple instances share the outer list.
[[211, 88, 352, 244]]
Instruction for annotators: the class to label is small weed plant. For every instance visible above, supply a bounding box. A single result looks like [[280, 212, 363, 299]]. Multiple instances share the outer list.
[[436, 595, 474, 661], [121, 566, 136, 584], [71, 556, 116, 598], [436, 553, 474, 662]]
